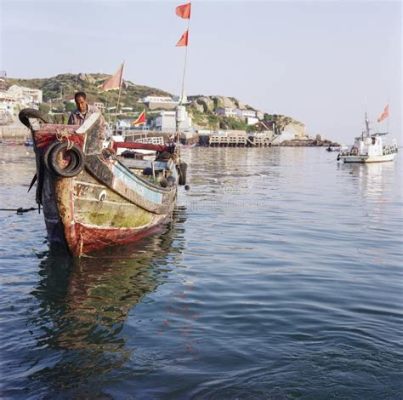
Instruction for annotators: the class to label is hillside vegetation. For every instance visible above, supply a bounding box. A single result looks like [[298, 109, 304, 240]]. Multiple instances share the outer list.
[[7, 73, 170, 112], [7, 73, 305, 133]]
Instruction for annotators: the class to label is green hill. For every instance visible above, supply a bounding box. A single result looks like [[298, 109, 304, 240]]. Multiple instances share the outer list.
[[6, 73, 171, 112], [6, 73, 305, 134]]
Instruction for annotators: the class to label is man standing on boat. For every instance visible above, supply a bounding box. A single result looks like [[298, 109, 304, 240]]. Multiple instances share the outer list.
[[68, 91, 99, 125]]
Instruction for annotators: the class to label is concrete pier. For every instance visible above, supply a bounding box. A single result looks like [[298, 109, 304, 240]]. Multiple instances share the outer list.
[[208, 133, 273, 147], [0, 124, 30, 143]]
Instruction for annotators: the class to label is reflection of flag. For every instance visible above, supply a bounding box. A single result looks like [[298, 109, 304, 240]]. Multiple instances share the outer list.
[[101, 63, 124, 91], [132, 110, 146, 125], [176, 2, 191, 19], [176, 30, 189, 47], [377, 104, 389, 122]]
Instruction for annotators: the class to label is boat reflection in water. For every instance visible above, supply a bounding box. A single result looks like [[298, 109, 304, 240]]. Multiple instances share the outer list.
[[338, 160, 395, 201], [30, 207, 186, 396]]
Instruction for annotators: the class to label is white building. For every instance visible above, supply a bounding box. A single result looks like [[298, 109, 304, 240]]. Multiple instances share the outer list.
[[139, 96, 179, 111], [240, 109, 257, 119], [155, 111, 176, 132], [7, 85, 43, 104], [93, 102, 106, 112], [216, 107, 239, 118], [216, 107, 258, 122], [154, 107, 192, 132], [0, 92, 18, 118], [246, 116, 259, 125]]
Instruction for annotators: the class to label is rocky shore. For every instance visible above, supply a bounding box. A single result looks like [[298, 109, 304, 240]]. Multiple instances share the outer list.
[[279, 138, 340, 147]]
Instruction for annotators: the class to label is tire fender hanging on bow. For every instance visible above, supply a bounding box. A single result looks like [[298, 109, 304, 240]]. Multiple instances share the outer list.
[[44, 142, 85, 177]]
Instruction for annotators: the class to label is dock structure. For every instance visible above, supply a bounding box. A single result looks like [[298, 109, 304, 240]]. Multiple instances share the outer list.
[[208, 132, 273, 147], [0, 124, 30, 143], [123, 129, 174, 142], [209, 134, 247, 147]]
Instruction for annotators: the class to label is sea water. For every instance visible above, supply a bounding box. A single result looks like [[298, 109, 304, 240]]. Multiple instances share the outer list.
[[0, 146, 402, 399]]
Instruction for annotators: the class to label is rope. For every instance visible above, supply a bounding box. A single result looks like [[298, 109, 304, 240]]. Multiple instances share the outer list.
[[55, 128, 74, 150], [0, 207, 36, 214]]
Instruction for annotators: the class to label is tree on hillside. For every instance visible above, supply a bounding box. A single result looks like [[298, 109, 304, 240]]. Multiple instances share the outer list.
[[64, 101, 76, 112], [39, 103, 50, 115]]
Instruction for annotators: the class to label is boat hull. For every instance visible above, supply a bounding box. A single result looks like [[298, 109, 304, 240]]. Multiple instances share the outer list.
[[28, 112, 178, 257], [340, 153, 397, 163], [46, 169, 175, 256]]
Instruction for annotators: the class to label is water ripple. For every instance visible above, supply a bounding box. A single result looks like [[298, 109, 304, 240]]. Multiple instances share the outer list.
[[1, 146, 402, 399]]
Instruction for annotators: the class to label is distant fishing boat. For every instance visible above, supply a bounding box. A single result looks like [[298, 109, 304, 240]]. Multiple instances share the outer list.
[[24, 138, 33, 147], [337, 111, 398, 163], [326, 145, 341, 152], [19, 108, 187, 257]]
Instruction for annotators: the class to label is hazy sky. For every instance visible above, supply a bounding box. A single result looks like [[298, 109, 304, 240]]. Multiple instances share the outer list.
[[1, 0, 401, 142]]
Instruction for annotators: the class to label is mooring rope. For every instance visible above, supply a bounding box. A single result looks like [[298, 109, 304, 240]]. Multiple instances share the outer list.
[[0, 207, 36, 214], [55, 128, 73, 150]]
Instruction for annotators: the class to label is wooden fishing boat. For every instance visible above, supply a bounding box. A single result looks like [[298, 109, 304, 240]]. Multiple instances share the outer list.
[[19, 109, 187, 257]]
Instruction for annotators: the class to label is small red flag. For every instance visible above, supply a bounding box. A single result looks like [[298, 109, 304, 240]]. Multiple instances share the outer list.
[[377, 104, 389, 123], [132, 110, 146, 126], [176, 30, 189, 47], [176, 3, 191, 19], [101, 63, 124, 91]]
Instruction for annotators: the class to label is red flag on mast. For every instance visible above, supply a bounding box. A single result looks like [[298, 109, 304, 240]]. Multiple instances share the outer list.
[[377, 104, 389, 123], [176, 2, 191, 19], [101, 63, 124, 91], [132, 110, 146, 126], [176, 30, 189, 47]]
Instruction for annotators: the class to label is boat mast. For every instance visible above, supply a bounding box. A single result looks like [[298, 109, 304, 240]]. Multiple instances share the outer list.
[[179, 7, 190, 106], [116, 61, 125, 115], [175, 2, 191, 142], [365, 112, 370, 138]]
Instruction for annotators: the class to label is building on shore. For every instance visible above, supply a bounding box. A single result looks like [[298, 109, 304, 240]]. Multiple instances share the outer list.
[[215, 107, 258, 124], [153, 107, 193, 132], [6, 85, 43, 104], [0, 85, 43, 123], [138, 96, 180, 111]]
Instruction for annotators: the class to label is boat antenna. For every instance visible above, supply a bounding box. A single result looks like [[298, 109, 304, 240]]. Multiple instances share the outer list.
[[365, 112, 370, 138]]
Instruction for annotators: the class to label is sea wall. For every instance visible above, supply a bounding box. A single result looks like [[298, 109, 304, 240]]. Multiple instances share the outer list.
[[0, 124, 30, 143]]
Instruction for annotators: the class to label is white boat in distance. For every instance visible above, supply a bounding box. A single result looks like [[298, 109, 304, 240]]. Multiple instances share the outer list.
[[337, 114, 398, 163]]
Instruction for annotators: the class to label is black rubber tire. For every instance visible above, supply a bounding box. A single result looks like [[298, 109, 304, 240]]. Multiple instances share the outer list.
[[44, 141, 80, 174], [44, 141, 62, 172], [177, 162, 187, 186], [47, 142, 85, 177], [18, 108, 47, 128]]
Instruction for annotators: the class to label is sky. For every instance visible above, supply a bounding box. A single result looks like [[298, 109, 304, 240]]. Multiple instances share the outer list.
[[0, 0, 401, 143]]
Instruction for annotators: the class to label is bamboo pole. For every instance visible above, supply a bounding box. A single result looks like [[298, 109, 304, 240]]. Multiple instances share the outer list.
[[116, 61, 125, 113]]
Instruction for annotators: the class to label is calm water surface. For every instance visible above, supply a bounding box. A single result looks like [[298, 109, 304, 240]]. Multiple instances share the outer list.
[[0, 145, 402, 399]]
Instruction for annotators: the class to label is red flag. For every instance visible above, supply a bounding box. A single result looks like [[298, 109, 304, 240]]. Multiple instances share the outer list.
[[176, 2, 191, 19], [176, 30, 189, 47], [101, 63, 124, 91], [377, 104, 389, 123], [132, 110, 146, 126]]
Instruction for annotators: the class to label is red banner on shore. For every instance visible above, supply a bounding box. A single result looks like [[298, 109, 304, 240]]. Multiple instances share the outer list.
[[132, 110, 146, 126]]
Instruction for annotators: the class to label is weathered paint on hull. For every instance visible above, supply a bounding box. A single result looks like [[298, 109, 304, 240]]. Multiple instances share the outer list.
[[71, 219, 169, 256], [51, 168, 176, 257], [33, 116, 178, 257]]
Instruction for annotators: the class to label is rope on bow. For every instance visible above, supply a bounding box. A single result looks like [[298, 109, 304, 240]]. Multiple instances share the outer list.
[[55, 128, 74, 150]]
